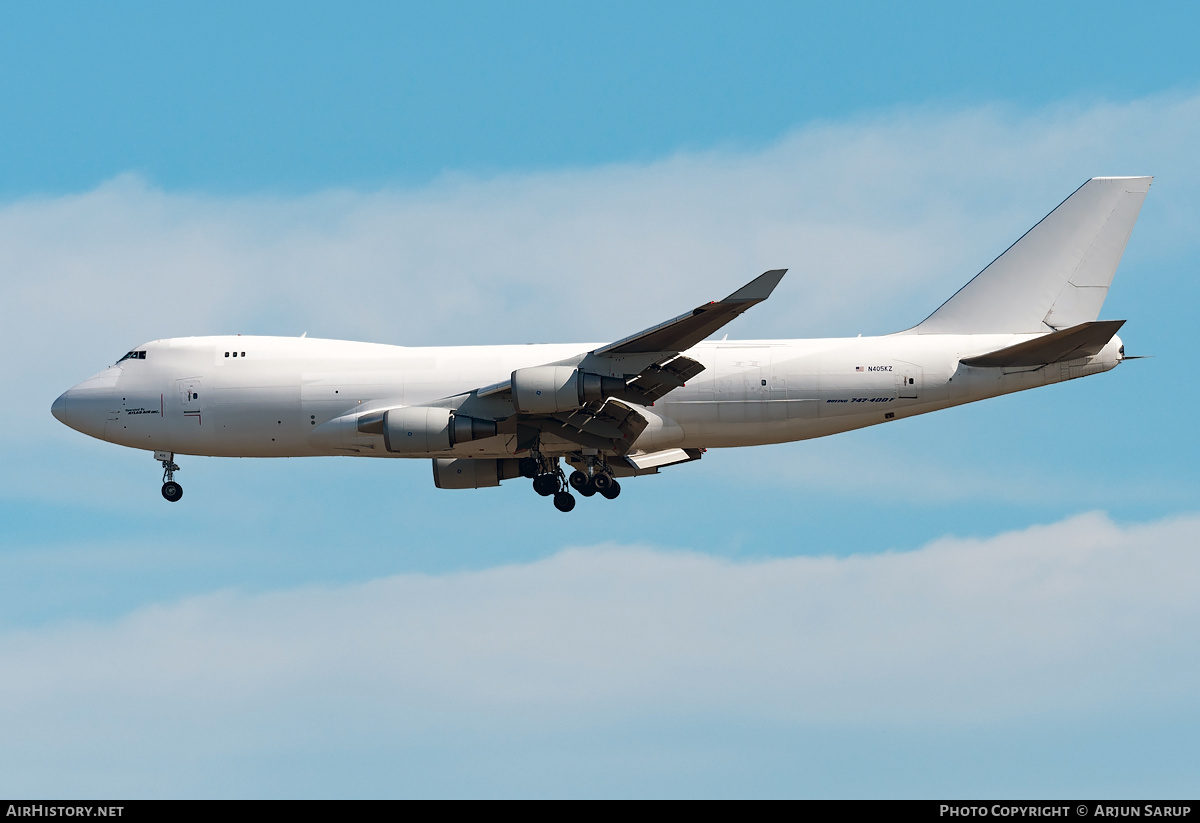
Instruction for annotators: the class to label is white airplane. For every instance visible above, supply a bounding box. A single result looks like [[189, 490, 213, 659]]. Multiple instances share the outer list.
[[52, 177, 1151, 512]]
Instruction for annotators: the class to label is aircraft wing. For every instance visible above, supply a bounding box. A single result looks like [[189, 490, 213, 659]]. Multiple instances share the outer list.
[[595, 269, 788, 356], [584, 268, 786, 405], [458, 269, 788, 454]]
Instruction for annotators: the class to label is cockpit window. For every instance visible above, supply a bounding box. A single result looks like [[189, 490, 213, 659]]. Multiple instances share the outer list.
[[115, 350, 147, 364]]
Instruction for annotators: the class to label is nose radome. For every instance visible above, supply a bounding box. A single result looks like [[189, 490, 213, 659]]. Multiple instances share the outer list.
[[51, 384, 115, 440], [51, 391, 69, 424], [52, 367, 123, 438], [51, 389, 94, 434]]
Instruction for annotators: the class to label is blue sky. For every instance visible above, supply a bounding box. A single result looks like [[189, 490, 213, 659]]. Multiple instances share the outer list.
[[2, 2, 1199, 798], [3, 2, 1199, 192]]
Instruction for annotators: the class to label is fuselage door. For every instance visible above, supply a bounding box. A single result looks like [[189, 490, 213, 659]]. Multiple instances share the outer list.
[[177, 378, 204, 424], [714, 346, 772, 425], [898, 367, 921, 399]]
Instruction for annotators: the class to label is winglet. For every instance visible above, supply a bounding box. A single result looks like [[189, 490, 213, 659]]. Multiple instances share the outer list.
[[724, 269, 787, 303]]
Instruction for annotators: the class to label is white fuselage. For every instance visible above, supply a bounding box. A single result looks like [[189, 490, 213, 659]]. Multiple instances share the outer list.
[[52, 332, 1124, 460]]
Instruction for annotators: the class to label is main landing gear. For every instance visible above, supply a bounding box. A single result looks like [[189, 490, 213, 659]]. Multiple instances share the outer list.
[[568, 468, 620, 500], [522, 450, 620, 513], [522, 454, 574, 511], [157, 451, 183, 502], [570, 451, 620, 501]]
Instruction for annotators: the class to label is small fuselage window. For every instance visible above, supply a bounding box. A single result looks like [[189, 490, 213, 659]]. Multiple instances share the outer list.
[[116, 350, 147, 364]]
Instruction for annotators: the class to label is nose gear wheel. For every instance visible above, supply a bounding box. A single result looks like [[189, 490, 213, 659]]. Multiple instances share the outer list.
[[160, 457, 183, 503]]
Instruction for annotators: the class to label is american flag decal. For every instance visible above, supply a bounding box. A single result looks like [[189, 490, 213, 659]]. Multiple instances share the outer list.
[[855, 365, 863, 372]]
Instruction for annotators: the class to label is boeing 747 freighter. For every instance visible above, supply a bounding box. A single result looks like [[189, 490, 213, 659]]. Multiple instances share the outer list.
[[52, 177, 1151, 511]]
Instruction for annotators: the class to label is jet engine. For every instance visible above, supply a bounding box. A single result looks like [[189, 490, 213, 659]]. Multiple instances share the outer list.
[[432, 457, 523, 489], [372, 407, 498, 454], [511, 366, 627, 414]]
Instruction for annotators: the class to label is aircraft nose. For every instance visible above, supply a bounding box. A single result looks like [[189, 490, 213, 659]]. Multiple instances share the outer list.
[[51, 391, 69, 424], [51, 367, 122, 439], [51, 388, 102, 436]]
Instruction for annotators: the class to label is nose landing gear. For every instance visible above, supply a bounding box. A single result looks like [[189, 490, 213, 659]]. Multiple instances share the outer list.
[[157, 451, 183, 502]]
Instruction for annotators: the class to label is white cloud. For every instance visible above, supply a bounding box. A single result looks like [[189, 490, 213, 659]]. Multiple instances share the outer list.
[[5, 92, 1198, 381], [710, 403, 1197, 508], [1, 510, 1197, 795]]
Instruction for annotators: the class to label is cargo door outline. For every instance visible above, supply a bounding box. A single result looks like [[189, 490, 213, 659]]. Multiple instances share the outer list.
[[715, 346, 769, 424], [177, 378, 204, 426]]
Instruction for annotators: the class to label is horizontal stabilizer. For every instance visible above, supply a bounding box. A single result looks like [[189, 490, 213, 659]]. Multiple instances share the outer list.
[[961, 320, 1125, 368]]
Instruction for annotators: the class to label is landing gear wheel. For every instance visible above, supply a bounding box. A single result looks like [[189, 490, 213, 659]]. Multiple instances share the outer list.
[[579, 478, 598, 497], [159, 455, 183, 502], [532, 474, 558, 496], [593, 472, 614, 492], [599, 479, 621, 500], [520, 457, 539, 479], [553, 491, 576, 512], [569, 470, 590, 492]]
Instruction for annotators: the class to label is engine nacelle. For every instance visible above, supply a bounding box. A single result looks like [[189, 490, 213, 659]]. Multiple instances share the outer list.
[[432, 457, 523, 489], [380, 407, 497, 454], [511, 366, 627, 414]]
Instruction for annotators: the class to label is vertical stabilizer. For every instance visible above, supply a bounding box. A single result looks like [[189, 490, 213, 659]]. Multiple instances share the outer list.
[[912, 177, 1151, 334]]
